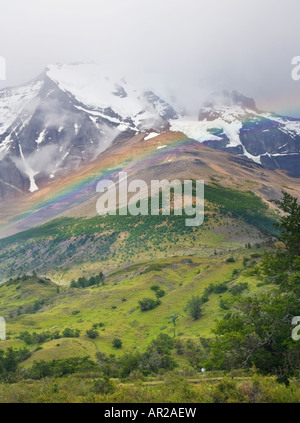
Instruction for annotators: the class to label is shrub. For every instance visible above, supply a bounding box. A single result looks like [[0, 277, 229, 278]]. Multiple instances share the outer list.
[[86, 329, 99, 339], [138, 298, 161, 312], [93, 377, 116, 394], [232, 269, 239, 277], [209, 282, 228, 294], [26, 357, 97, 379], [226, 257, 235, 263], [250, 253, 261, 259], [150, 285, 165, 297], [243, 257, 250, 266], [155, 288, 166, 298], [219, 299, 229, 310], [62, 328, 80, 338], [229, 282, 249, 296]]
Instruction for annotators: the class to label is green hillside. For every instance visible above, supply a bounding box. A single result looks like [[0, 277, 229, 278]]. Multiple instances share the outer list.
[[1, 183, 294, 403], [0, 183, 277, 284], [0, 248, 266, 363]]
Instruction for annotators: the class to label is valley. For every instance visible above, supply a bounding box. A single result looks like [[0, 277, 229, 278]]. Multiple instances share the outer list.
[[0, 65, 299, 404]]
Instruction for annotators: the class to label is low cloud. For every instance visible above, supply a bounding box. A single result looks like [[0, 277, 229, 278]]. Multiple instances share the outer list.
[[0, 0, 299, 117]]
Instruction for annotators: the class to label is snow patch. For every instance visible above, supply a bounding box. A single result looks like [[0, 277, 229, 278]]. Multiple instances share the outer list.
[[18, 143, 39, 192], [144, 132, 159, 140], [170, 118, 243, 147], [36, 128, 46, 145]]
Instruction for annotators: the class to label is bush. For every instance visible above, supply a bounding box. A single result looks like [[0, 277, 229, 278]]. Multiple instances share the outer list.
[[86, 329, 99, 339], [26, 357, 97, 379], [138, 298, 161, 312], [226, 257, 235, 263], [209, 282, 228, 294], [151, 285, 165, 298], [229, 282, 249, 296], [250, 253, 261, 259], [219, 299, 229, 310], [243, 257, 250, 267], [93, 377, 115, 394], [62, 328, 80, 338], [200, 294, 209, 304], [155, 288, 166, 298]]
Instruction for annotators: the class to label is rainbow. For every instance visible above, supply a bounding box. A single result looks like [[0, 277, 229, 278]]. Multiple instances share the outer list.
[[0, 134, 192, 238]]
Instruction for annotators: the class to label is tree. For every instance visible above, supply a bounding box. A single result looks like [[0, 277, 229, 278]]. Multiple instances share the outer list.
[[0, 348, 31, 382], [62, 328, 80, 338], [185, 296, 202, 320], [274, 192, 300, 256], [98, 272, 105, 286], [169, 313, 179, 337], [206, 291, 300, 383]]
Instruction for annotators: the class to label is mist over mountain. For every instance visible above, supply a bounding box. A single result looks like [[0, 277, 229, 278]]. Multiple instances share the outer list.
[[0, 63, 299, 200], [0, 63, 177, 195]]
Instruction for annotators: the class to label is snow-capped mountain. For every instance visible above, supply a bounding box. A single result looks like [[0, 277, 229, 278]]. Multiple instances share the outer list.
[[0, 63, 177, 197], [170, 91, 300, 176], [0, 64, 299, 201]]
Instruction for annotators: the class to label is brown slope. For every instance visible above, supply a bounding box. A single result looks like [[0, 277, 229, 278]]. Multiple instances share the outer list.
[[0, 131, 299, 237]]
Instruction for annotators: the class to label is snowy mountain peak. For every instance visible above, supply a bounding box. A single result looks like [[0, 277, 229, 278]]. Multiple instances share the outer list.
[[45, 63, 177, 128], [206, 90, 257, 110], [0, 63, 178, 197], [0, 65, 299, 200], [198, 90, 258, 122], [171, 90, 300, 175]]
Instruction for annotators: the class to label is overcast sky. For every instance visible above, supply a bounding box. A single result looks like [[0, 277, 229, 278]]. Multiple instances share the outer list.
[[0, 0, 299, 116]]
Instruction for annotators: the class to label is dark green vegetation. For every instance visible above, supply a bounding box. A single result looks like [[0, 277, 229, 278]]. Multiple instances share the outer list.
[[207, 193, 300, 384], [3, 365, 300, 403], [0, 184, 277, 283], [185, 296, 203, 320], [0, 189, 299, 402], [205, 183, 276, 234], [70, 272, 104, 288], [138, 297, 161, 312]]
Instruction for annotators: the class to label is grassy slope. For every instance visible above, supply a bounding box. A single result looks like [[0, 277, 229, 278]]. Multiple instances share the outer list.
[[0, 183, 278, 365], [0, 248, 266, 366], [0, 183, 277, 284]]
